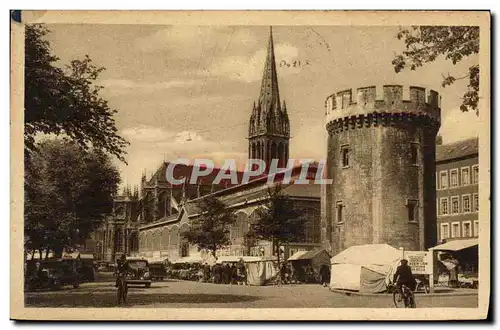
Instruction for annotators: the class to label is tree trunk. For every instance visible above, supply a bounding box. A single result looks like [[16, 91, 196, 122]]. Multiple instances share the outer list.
[[38, 249, 43, 260], [31, 250, 35, 260], [54, 247, 63, 258], [45, 249, 49, 259]]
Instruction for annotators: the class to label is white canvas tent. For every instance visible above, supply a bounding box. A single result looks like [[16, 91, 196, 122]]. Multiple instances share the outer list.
[[245, 256, 278, 286], [330, 244, 402, 293]]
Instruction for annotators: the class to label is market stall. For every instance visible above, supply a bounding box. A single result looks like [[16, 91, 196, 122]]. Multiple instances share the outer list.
[[244, 256, 278, 286], [287, 249, 331, 283], [330, 244, 401, 293], [430, 238, 478, 289]]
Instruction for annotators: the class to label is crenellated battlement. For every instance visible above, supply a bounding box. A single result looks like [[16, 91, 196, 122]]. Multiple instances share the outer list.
[[325, 85, 441, 125]]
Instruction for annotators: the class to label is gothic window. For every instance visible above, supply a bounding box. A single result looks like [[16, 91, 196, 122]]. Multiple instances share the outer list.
[[180, 241, 189, 257], [115, 205, 125, 218]]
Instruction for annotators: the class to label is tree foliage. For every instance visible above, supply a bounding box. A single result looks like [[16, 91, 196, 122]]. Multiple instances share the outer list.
[[24, 140, 121, 256], [246, 184, 306, 265], [181, 196, 236, 258], [392, 26, 480, 114], [25, 24, 128, 162]]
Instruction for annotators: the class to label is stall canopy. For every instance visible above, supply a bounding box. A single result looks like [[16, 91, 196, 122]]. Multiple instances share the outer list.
[[215, 256, 262, 264], [288, 249, 331, 278], [245, 256, 278, 286], [330, 244, 401, 293], [430, 238, 478, 251]]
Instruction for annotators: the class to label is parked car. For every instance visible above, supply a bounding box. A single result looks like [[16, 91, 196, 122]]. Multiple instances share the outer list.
[[25, 259, 81, 291], [149, 261, 168, 281], [124, 258, 152, 288]]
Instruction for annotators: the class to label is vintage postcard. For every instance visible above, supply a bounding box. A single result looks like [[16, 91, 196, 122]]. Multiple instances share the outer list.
[[10, 10, 491, 320]]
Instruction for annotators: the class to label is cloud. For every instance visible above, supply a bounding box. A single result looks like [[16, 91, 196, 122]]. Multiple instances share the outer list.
[[135, 26, 257, 58], [117, 125, 246, 187], [439, 109, 480, 144], [121, 125, 177, 143], [100, 79, 197, 94], [209, 43, 301, 82]]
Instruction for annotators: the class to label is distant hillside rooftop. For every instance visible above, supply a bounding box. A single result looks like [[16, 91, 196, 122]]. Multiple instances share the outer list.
[[436, 137, 479, 162]]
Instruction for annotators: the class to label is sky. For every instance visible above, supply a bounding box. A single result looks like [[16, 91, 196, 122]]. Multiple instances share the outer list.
[[44, 24, 480, 187]]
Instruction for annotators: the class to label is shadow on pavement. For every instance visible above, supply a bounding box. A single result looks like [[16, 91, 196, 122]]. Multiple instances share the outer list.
[[25, 293, 262, 308]]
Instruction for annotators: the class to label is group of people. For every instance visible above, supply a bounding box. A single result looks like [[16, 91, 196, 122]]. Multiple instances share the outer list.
[[279, 262, 330, 285], [200, 261, 247, 285]]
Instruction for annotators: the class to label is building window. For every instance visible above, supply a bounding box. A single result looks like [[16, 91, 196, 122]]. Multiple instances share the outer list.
[[336, 201, 344, 223], [180, 241, 189, 257], [473, 193, 479, 212], [462, 221, 472, 238], [451, 196, 460, 215], [440, 197, 449, 215], [450, 169, 458, 187], [410, 143, 418, 165], [473, 220, 479, 237], [440, 171, 448, 189], [440, 223, 450, 240], [341, 145, 350, 168], [461, 166, 470, 186], [451, 222, 460, 238], [462, 194, 471, 213], [406, 199, 418, 222], [472, 165, 479, 184]]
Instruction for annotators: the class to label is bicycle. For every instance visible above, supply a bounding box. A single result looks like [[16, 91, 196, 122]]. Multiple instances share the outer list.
[[116, 273, 128, 305], [392, 283, 416, 308]]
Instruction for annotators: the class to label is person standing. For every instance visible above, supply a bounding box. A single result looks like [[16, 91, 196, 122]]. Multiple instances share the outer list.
[[319, 264, 330, 287]]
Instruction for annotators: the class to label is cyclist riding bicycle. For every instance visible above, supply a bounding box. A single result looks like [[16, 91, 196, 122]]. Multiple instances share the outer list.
[[115, 254, 129, 287], [393, 259, 417, 301]]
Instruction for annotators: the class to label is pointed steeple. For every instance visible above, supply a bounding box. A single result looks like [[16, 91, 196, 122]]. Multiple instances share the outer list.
[[259, 26, 280, 113], [248, 26, 290, 167]]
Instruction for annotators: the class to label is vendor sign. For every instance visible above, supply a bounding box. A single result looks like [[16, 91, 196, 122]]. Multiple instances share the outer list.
[[404, 251, 431, 275]]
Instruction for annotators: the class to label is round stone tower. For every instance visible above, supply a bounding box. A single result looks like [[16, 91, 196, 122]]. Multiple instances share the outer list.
[[321, 85, 441, 255]]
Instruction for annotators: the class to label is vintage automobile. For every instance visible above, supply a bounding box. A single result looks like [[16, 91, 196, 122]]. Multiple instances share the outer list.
[[25, 259, 81, 291], [148, 261, 169, 281], [124, 258, 152, 288]]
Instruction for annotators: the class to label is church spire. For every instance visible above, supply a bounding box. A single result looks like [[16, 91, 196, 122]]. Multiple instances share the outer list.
[[259, 26, 280, 112]]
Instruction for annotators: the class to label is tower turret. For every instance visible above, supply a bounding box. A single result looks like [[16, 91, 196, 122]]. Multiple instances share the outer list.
[[322, 85, 441, 255]]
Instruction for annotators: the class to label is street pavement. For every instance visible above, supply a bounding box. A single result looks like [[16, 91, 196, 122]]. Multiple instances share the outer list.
[[25, 278, 478, 308]]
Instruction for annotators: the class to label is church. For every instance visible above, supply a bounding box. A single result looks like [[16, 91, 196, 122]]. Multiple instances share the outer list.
[[91, 28, 323, 262]]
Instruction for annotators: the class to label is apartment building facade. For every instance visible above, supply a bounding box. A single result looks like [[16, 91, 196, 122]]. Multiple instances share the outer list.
[[436, 138, 479, 243]]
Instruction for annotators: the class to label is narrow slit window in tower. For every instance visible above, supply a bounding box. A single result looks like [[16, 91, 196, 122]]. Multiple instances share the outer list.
[[341, 145, 350, 168], [406, 199, 418, 222], [336, 201, 344, 223], [410, 143, 418, 165]]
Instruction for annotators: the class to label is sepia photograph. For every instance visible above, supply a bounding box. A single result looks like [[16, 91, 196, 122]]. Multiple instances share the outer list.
[[10, 10, 491, 320]]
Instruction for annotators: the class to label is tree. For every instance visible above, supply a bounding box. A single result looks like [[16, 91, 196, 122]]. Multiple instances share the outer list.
[[391, 26, 480, 114], [181, 196, 236, 259], [246, 184, 306, 267], [24, 24, 129, 163], [24, 140, 121, 257]]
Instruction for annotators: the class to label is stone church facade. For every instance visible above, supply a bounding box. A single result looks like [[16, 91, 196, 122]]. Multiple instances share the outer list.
[[135, 27, 322, 261]]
